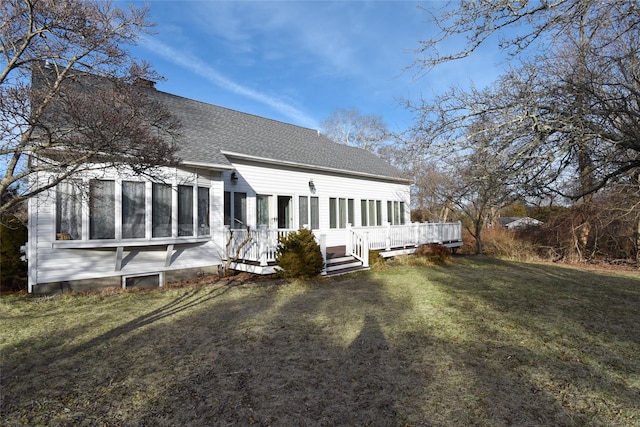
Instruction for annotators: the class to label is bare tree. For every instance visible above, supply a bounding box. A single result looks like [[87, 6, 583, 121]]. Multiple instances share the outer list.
[[409, 0, 640, 200], [0, 0, 181, 216], [320, 107, 389, 152]]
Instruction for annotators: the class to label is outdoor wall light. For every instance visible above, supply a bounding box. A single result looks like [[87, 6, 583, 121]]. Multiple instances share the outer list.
[[308, 179, 315, 192], [230, 171, 238, 184]]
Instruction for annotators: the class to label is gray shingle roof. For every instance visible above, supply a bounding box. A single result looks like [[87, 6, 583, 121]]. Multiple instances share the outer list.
[[147, 89, 407, 181]]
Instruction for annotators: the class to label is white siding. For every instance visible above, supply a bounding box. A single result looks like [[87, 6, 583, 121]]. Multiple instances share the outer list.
[[28, 160, 410, 290], [28, 166, 225, 289], [224, 160, 410, 247]]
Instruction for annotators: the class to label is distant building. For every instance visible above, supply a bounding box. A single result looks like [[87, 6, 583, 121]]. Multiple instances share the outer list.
[[498, 217, 543, 230]]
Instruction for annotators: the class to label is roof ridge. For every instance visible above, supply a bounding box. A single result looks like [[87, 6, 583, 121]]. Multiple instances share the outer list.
[[149, 87, 322, 135]]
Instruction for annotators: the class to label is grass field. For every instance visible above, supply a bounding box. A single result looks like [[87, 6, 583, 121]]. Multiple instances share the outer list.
[[1, 256, 639, 426]]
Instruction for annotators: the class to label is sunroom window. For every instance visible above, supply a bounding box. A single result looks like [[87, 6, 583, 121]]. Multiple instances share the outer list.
[[90, 180, 115, 239], [198, 187, 210, 236], [55, 179, 210, 243], [122, 181, 145, 239], [152, 183, 172, 237], [56, 181, 82, 240], [178, 185, 194, 236]]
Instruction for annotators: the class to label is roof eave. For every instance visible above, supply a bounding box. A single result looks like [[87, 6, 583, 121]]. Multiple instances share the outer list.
[[221, 150, 411, 184], [181, 160, 234, 171]]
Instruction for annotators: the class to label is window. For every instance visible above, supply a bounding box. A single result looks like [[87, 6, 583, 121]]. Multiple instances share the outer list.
[[300, 196, 319, 229], [376, 200, 382, 226], [56, 181, 82, 240], [339, 198, 347, 228], [361, 200, 368, 226], [400, 202, 406, 225], [257, 195, 271, 227], [299, 196, 308, 228], [348, 199, 354, 226], [329, 198, 337, 229], [122, 181, 145, 239], [368, 200, 376, 227], [178, 185, 193, 236], [277, 196, 292, 229], [90, 180, 115, 239], [310, 197, 319, 229], [197, 187, 210, 236], [152, 183, 172, 237], [233, 192, 246, 228], [56, 179, 210, 242], [387, 201, 393, 224], [224, 191, 231, 226]]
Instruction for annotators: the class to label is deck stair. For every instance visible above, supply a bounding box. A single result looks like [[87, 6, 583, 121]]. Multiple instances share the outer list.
[[324, 246, 369, 276]]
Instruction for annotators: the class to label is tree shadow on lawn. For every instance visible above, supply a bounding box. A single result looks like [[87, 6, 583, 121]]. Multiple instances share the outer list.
[[126, 274, 583, 426], [1, 285, 233, 421], [3, 263, 635, 426], [427, 257, 640, 425]]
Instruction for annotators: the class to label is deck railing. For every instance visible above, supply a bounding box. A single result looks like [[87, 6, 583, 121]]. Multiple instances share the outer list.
[[351, 222, 462, 251], [225, 221, 462, 268], [225, 227, 295, 266]]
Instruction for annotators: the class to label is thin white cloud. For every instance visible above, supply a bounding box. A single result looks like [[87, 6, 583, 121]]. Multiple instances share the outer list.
[[142, 37, 320, 129]]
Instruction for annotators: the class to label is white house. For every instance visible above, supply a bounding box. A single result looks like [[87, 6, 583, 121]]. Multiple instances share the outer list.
[[25, 80, 462, 294]]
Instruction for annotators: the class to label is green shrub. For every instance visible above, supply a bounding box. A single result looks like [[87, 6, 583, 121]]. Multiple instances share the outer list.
[[275, 229, 324, 279], [414, 243, 452, 264], [1, 216, 28, 292]]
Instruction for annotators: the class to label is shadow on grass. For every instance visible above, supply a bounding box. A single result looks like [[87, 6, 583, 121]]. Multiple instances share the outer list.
[[425, 256, 640, 425], [2, 259, 639, 426]]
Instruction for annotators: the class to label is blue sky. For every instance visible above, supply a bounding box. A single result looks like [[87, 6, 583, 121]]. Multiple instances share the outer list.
[[129, 1, 506, 133]]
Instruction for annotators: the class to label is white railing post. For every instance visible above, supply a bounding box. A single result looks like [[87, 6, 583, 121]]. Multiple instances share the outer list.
[[363, 231, 369, 267], [259, 225, 268, 266], [319, 233, 327, 275], [385, 221, 391, 250], [346, 223, 352, 256]]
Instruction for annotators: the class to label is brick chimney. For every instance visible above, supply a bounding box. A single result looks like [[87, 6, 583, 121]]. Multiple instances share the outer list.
[[134, 78, 156, 89]]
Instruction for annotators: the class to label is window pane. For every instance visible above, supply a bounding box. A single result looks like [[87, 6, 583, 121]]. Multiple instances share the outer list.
[[310, 197, 319, 229], [257, 195, 270, 227], [56, 181, 82, 240], [339, 198, 346, 228], [348, 199, 354, 226], [329, 198, 337, 229], [299, 196, 308, 228], [277, 196, 292, 229], [387, 201, 393, 225], [90, 180, 115, 239], [368, 200, 376, 226], [122, 181, 146, 239], [178, 185, 193, 236], [224, 191, 231, 226], [361, 200, 368, 226], [400, 202, 406, 225], [376, 200, 382, 226], [198, 187, 210, 235], [234, 192, 246, 228], [152, 183, 172, 237], [394, 201, 400, 225]]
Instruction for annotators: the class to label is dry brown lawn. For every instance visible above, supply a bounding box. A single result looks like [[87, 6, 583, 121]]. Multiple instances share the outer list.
[[1, 256, 639, 426]]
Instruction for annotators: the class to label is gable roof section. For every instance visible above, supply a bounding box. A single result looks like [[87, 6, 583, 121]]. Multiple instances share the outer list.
[[146, 89, 408, 182]]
